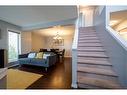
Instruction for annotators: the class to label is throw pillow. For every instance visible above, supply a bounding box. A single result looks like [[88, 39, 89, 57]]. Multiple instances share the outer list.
[[28, 53, 36, 58], [35, 52, 43, 59], [43, 54, 51, 59]]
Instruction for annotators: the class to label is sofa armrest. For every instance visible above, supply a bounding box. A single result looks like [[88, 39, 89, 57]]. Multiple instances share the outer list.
[[46, 55, 57, 66], [18, 53, 29, 59]]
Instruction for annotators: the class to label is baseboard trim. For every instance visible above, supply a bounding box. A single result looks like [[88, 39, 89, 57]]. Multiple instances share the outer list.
[[0, 68, 7, 80], [71, 83, 78, 88], [7, 64, 19, 69]]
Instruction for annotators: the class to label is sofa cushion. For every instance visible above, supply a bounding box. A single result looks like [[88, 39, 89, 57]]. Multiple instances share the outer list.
[[28, 53, 36, 58], [31, 58, 47, 65], [18, 58, 31, 64], [35, 52, 43, 59], [43, 53, 51, 59]]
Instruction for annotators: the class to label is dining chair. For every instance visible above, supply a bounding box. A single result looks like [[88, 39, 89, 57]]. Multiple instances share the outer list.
[[58, 49, 65, 61]]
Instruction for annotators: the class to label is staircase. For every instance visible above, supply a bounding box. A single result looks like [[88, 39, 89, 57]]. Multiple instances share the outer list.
[[77, 27, 121, 88]]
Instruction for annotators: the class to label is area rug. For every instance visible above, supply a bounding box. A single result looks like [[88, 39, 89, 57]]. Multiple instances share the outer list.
[[7, 69, 43, 89]]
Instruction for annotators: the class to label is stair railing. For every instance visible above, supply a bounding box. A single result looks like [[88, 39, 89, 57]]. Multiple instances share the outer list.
[[71, 11, 83, 88], [71, 18, 78, 88]]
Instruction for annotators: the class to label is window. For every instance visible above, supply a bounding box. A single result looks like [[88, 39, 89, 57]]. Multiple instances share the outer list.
[[8, 30, 20, 62]]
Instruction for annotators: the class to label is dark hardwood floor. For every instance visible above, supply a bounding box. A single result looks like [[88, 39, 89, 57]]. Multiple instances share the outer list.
[[11, 57, 72, 89]]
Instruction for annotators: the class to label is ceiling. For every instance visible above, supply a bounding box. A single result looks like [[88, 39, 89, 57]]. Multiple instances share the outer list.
[[32, 25, 75, 37], [79, 5, 97, 10], [0, 6, 77, 29], [110, 10, 127, 26]]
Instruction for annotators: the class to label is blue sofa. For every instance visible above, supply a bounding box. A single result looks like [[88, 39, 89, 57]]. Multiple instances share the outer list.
[[18, 52, 57, 71]]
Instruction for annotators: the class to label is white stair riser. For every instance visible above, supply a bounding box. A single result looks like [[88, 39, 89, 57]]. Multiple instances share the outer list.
[[78, 57, 109, 61]]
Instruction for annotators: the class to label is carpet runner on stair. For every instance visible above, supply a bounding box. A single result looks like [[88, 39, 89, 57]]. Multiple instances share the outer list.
[[77, 27, 121, 88]]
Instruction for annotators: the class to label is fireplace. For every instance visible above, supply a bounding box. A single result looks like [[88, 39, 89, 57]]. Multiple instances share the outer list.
[[0, 49, 7, 68]]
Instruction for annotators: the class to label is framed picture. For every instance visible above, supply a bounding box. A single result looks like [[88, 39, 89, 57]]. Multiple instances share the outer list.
[[53, 39, 64, 46]]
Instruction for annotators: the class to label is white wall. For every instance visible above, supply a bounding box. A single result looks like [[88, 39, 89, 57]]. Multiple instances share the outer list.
[[80, 7, 94, 27], [21, 32, 45, 54], [0, 20, 21, 64], [93, 6, 127, 87], [0, 20, 21, 50], [44, 35, 73, 57], [40, 25, 74, 57], [114, 20, 127, 31], [106, 6, 127, 28], [32, 32, 45, 52], [21, 32, 32, 54], [113, 20, 127, 41], [106, 6, 127, 13]]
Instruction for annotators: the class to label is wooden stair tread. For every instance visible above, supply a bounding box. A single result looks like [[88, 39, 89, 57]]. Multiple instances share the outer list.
[[78, 58, 112, 66], [78, 75, 121, 88], [79, 28, 95, 30], [78, 43, 103, 47], [78, 72, 118, 82], [78, 66, 117, 76], [78, 47, 105, 52], [80, 26, 95, 29], [79, 34, 97, 36], [78, 51, 108, 58], [79, 32, 97, 35], [78, 56, 109, 61], [78, 47, 103, 49], [79, 30, 96, 32], [79, 31, 96, 33], [80, 28, 95, 30], [78, 40, 101, 43], [79, 35, 97, 37], [79, 37, 99, 40], [78, 64, 112, 70], [78, 83, 100, 88]]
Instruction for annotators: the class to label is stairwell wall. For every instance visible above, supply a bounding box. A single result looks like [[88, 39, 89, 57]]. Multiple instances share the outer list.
[[93, 6, 127, 87]]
